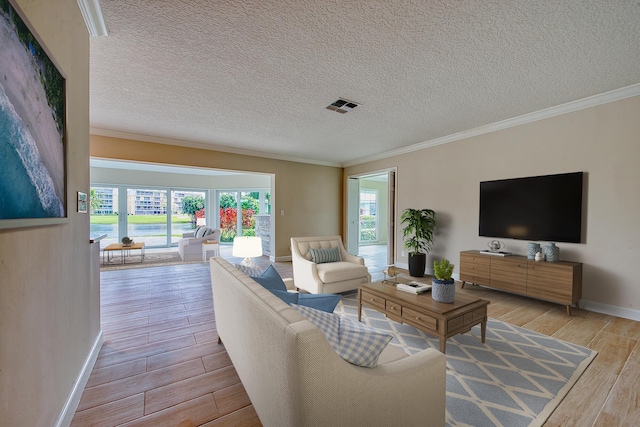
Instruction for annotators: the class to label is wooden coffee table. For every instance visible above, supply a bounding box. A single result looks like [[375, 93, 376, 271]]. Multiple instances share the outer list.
[[102, 242, 145, 264], [358, 281, 489, 353]]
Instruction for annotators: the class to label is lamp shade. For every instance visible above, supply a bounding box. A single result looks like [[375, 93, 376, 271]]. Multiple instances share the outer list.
[[232, 236, 263, 258]]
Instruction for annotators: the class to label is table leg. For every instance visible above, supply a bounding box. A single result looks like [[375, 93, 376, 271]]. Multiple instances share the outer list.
[[440, 338, 446, 353], [481, 317, 487, 344], [357, 290, 362, 322]]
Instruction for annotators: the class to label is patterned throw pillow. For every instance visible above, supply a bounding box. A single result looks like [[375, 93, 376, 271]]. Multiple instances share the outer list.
[[309, 246, 341, 264], [194, 227, 208, 238], [291, 304, 340, 348], [335, 316, 392, 368], [236, 263, 264, 278], [292, 304, 392, 367]]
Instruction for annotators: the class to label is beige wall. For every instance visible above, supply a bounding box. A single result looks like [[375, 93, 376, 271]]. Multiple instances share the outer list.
[[91, 135, 344, 257], [0, 1, 94, 425], [345, 95, 640, 316]]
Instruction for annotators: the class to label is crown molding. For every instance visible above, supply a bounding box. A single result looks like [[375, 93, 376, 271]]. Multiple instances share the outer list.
[[77, 0, 108, 37], [344, 83, 640, 167], [89, 128, 343, 168]]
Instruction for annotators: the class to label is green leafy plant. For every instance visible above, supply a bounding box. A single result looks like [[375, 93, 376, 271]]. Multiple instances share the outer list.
[[401, 208, 436, 255], [433, 259, 454, 281], [181, 195, 205, 223]]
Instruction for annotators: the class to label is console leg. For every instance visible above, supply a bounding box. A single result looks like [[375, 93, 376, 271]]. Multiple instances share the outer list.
[[461, 281, 466, 289], [566, 305, 572, 316]]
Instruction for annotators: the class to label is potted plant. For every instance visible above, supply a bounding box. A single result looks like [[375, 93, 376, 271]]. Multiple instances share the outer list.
[[432, 259, 455, 303], [401, 208, 436, 277]]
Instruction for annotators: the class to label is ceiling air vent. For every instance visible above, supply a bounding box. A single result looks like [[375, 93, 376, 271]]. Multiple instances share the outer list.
[[326, 98, 360, 114]]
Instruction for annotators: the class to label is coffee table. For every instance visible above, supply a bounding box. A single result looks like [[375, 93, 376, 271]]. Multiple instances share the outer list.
[[102, 242, 145, 264], [358, 281, 489, 353]]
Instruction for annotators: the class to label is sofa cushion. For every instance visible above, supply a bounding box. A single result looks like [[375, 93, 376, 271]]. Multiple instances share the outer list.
[[250, 265, 287, 292], [317, 262, 369, 283], [269, 290, 341, 313], [309, 246, 341, 264], [292, 304, 392, 367]]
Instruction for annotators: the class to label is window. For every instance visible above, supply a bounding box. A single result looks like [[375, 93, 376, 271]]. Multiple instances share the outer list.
[[359, 189, 377, 243]]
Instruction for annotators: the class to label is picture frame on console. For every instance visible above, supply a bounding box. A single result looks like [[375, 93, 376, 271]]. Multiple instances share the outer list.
[[0, 0, 67, 229]]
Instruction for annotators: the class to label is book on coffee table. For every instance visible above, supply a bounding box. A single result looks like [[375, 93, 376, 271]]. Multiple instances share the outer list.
[[397, 281, 432, 294]]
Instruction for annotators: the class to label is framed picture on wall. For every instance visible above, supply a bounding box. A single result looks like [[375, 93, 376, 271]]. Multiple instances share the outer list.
[[0, 0, 67, 229]]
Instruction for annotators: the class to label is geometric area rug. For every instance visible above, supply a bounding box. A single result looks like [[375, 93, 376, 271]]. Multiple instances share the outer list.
[[336, 294, 598, 427]]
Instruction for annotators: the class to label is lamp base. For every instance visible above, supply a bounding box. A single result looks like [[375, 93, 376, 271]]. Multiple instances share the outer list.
[[239, 257, 259, 269]]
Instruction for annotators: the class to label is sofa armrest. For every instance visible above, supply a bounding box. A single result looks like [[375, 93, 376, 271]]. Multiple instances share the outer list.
[[182, 231, 195, 238], [285, 321, 447, 426]]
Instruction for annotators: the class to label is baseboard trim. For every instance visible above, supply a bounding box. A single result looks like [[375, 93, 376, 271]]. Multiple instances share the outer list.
[[55, 330, 104, 427], [579, 300, 640, 322]]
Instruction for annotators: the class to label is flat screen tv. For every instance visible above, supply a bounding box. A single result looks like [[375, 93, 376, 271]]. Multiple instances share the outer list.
[[479, 172, 583, 243]]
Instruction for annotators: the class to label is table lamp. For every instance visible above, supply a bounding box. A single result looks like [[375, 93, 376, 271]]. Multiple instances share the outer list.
[[232, 236, 262, 268]]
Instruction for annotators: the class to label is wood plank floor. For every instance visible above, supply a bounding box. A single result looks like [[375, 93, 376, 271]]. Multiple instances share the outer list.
[[73, 248, 640, 426]]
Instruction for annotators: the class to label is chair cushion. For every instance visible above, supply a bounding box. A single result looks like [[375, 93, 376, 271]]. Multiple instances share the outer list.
[[317, 262, 369, 283], [309, 246, 341, 264], [250, 265, 287, 292], [292, 304, 392, 367]]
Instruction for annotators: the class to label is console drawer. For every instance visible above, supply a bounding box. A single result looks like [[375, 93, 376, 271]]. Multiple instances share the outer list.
[[402, 307, 437, 332], [386, 300, 402, 316], [360, 291, 385, 310]]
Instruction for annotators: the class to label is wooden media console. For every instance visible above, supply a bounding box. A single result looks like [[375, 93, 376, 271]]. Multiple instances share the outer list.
[[460, 250, 582, 315]]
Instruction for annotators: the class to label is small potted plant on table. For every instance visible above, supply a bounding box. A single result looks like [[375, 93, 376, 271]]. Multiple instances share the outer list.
[[432, 259, 455, 303], [401, 208, 436, 277]]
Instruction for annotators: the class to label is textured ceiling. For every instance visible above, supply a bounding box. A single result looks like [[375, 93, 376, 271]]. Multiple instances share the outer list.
[[90, 0, 640, 166]]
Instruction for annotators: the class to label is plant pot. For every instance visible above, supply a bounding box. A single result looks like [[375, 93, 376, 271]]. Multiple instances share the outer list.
[[408, 252, 426, 277], [432, 278, 455, 303]]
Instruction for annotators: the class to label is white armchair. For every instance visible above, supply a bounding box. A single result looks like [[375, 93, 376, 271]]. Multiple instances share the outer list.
[[178, 227, 221, 262], [291, 236, 371, 294]]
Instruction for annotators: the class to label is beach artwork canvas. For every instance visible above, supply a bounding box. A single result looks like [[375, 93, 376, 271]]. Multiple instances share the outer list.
[[0, 0, 66, 228]]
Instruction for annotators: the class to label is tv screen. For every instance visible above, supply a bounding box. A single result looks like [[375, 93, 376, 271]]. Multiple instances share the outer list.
[[479, 172, 583, 243]]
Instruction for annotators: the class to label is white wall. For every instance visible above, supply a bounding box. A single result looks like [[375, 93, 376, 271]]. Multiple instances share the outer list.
[[0, 1, 95, 425]]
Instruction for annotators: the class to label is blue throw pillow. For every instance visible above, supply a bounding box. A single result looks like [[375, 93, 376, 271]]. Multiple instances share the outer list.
[[250, 264, 287, 292], [298, 293, 341, 313], [268, 290, 340, 313], [270, 289, 299, 305]]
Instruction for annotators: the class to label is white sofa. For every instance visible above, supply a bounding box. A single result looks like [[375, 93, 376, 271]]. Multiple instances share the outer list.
[[209, 257, 446, 427], [291, 236, 372, 294], [177, 227, 221, 261]]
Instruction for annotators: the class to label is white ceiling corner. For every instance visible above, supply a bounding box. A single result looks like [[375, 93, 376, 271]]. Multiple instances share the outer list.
[[89, 1, 640, 167], [78, 0, 108, 37]]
